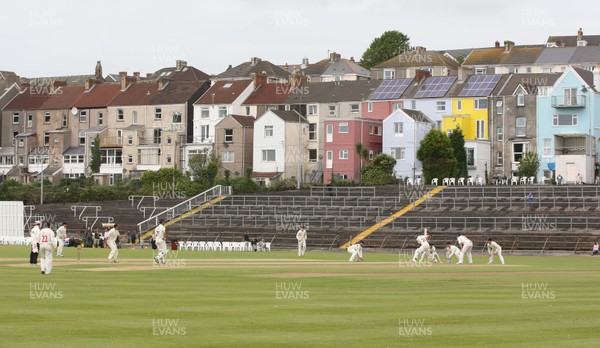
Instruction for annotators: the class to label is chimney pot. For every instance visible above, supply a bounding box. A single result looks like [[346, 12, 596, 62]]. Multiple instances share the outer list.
[[250, 57, 261, 66], [133, 72, 140, 78], [146, 73, 153, 79], [119, 71, 127, 77], [577, 28, 583, 41], [495, 41, 500, 48], [503, 40, 515, 53]]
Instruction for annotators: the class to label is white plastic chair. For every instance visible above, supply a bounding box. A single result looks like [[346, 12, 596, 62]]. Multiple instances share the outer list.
[[442, 178, 450, 186], [476, 177, 484, 185], [178, 241, 186, 250], [213, 242, 222, 251], [520, 177, 527, 185], [511, 176, 519, 185], [457, 177, 465, 186], [415, 178, 422, 186], [431, 178, 438, 186], [528, 176, 535, 185], [191, 241, 199, 251], [405, 178, 414, 186], [206, 242, 214, 251], [198, 241, 206, 251], [539, 177, 547, 184], [265, 242, 271, 251], [467, 177, 475, 185], [184, 241, 193, 251], [449, 178, 456, 186]]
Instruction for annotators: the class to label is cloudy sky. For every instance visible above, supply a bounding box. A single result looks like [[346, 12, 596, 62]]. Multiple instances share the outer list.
[[1, 0, 595, 78]]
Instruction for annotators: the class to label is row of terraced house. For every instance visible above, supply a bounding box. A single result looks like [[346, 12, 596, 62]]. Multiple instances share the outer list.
[[1, 28, 600, 185]]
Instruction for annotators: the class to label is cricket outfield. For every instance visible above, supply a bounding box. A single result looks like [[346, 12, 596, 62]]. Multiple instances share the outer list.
[[1, 245, 598, 348]]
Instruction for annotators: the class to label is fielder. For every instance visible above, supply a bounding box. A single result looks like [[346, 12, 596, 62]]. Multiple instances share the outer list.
[[424, 245, 441, 263], [411, 229, 430, 263], [347, 241, 364, 262], [487, 238, 505, 265], [29, 221, 41, 265], [296, 227, 307, 257], [106, 224, 120, 263], [39, 223, 56, 275], [445, 242, 461, 263], [154, 219, 168, 265], [55, 222, 67, 257], [456, 233, 473, 264]]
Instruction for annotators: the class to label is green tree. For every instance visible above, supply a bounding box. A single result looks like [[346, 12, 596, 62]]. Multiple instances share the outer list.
[[361, 153, 397, 185], [449, 126, 468, 178], [360, 30, 411, 69], [516, 152, 540, 178], [90, 135, 101, 173], [416, 129, 456, 184], [355, 143, 369, 183]]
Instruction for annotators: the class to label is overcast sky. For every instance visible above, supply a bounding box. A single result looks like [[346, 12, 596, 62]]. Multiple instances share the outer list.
[[2, 0, 595, 78]]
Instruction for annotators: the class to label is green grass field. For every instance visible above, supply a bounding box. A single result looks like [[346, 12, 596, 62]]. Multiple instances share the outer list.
[[2, 245, 599, 348]]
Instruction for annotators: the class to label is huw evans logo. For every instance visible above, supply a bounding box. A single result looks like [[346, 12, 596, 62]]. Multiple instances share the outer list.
[[399, 318, 432, 337], [275, 282, 309, 300], [277, 214, 309, 231], [398, 250, 432, 268], [29, 282, 63, 300], [521, 214, 556, 231], [152, 319, 186, 336], [521, 282, 556, 300], [521, 9, 555, 27], [274, 9, 310, 27], [152, 182, 187, 200]]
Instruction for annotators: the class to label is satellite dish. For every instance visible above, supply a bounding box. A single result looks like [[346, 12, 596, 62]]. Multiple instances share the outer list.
[[71, 107, 78, 115]]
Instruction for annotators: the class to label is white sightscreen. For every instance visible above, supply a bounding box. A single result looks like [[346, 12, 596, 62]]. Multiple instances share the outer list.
[[0, 201, 25, 237]]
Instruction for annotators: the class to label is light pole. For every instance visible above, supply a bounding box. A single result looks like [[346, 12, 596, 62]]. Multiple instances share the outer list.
[[297, 111, 302, 189]]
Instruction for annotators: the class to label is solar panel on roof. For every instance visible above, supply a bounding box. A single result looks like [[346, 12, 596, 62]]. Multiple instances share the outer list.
[[370, 79, 413, 100], [414, 76, 457, 98], [458, 75, 502, 97]]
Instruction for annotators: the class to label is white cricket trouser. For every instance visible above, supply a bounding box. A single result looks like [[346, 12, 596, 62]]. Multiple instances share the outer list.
[[412, 244, 430, 262], [57, 239, 64, 256], [40, 244, 53, 274], [298, 240, 306, 256], [107, 241, 118, 261], [458, 242, 473, 264], [489, 249, 505, 264], [348, 249, 360, 262], [446, 250, 460, 262], [156, 240, 167, 260]]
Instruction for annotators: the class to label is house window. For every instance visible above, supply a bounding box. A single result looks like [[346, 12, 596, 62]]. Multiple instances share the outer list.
[[222, 151, 234, 162], [564, 88, 578, 106], [326, 151, 333, 169], [383, 69, 395, 80], [98, 112, 104, 126], [200, 125, 210, 142], [167, 136, 171, 144], [368, 102, 373, 112], [79, 132, 85, 145], [326, 124, 333, 142], [309, 149, 317, 162], [224, 129, 233, 142], [245, 107, 250, 116], [127, 136, 133, 145], [516, 117, 526, 137], [517, 93, 525, 106], [116, 129, 123, 144], [552, 114, 577, 126], [172, 112, 182, 123], [339, 149, 349, 159], [117, 109, 124, 121], [12, 113, 19, 124], [328, 105, 337, 117], [496, 127, 503, 141], [391, 147, 405, 160], [393, 103, 402, 111], [262, 149, 275, 162], [100, 149, 123, 165], [513, 143, 528, 162], [44, 112, 51, 123], [466, 148, 474, 166], [410, 100, 416, 109], [369, 126, 374, 135], [475, 68, 486, 75], [497, 151, 503, 166], [542, 67, 551, 73], [44, 132, 50, 146], [394, 122, 404, 135], [474, 98, 488, 109], [309, 123, 317, 140], [369, 150, 374, 160], [166, 155, 172, 164], [339, 123, 348, 133], [153, 128, 162, 144], [457, 100, 462, 111], [350, 104, 359, 113], [79, 110, 87, 123], [27, 114, 33, 128], [436, 101, 446, 112], [218, 106, 227, 118], [154, 107, 162, 121], [375, 126, 382, 136], [264, 125, 273, 137], [201, 107, 209, 118], [308, 105, 317, 115], [508, 67, 518, 74], [476, 120, 485, 139], [543, 138, 552, 157], [18, 139, 24, 148], [127, 155, 133, 164], [496, 100, 503, 114]]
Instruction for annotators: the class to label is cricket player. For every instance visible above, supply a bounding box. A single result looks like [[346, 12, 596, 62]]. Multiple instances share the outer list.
[[424, 244, 441, 263], [29, 221, 42, 265], [39, 223, 56, 275], [106, 224, 120, 263], [457, 233, 473, 264], [154, 219, 167, 265], [296, 227, 307, 257], [411, 229, 430, 263], [487, 238, 505, 265], [55, 222, 67, 257], [347, 241, 364, 262], [445, 242, 461, 263]]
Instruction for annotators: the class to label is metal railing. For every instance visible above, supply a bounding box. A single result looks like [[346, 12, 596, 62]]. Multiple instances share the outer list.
[[176, 214, 368, 230], [310, 186, 376, 197], [217, 195, 399, 208], [437, 185, 600, 198], [71, 205, 101, 220], [128, 195, 159, 211], [137, 185, 231, 233], [197, 205, 384, 218], [82, 216, 114, 229]]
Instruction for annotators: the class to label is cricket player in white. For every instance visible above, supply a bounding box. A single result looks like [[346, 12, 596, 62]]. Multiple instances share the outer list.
[[487, 238, 505, 265], [29, 221, 42, 265], [457, 233, 473, 264], [423, 245, 441, 263], [154, 219, 167, 264], [55, 222, 67, 257], [296, 227, 307, 257], [445, 242, 461, 263], [39, 223, 56, 275], [347, 241, 364, 262], [106, 224, 120, 263], [411, 229, 430, 263]]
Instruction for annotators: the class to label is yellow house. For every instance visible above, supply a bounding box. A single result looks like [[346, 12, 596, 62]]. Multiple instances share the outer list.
[[442, 97, 489, 140]]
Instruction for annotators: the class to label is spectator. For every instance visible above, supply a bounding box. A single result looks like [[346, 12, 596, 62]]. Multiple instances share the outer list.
[[592, 241, 599, 256], [243, 232, 251, 251], [556, 174, 563, 185], [575, 173, 582, 185], [527, 192, 534, 210], [257, 239, 266, 252], [130, 231, 137, 249], [251, 237, 258, 252]]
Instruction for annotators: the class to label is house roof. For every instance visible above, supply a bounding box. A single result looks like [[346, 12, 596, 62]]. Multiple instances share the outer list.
[[568, 46, 600, 64], [445, 74, 511, 98], [151, 81, 207, 105], [402, 109, 434, 123], [22, 75, 95, 86], [3, 88, 51, 110], [463, 45, 544, 66], [242, 83, 293, 105], [302, 58, 331, 76], [439, 48, 474, 62], [300, 80, 382, 103], [534, 47, 577, 65], [229, 114, 255, 128], [269, 109, 308, 123], [0, 147, 14, 156], [373, 49, 460, 69], [82, 126, 106, 133], [152, 66, 210, 82], [39, 85, 85, 109], [496, 73, 561, 95], [72, 83, 121, 108], [572, 68, 597, 92], [108, 82, 158, 106], [62, 147, 85, 155], [195, 80, 252, 105], [547, 34, 600, 47], [322, 59, 370, 77], [216, 58, 291, 80]]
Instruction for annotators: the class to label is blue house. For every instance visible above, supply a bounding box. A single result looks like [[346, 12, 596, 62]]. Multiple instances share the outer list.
[[537, 66, 600, 183]]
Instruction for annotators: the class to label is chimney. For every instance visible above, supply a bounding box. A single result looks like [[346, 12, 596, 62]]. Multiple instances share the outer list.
[[133, 72, 140, 78], [251, 71, 268, 88], [120, 72, 128, 91], [250, 57, 261, 66], [329, 52, 341, 62], [349, 56, 355, 62], [95, 61, 103, 80], [594, 64, 600, 93], [158, 77, 166, 90], [415, 69, 431, 84], [495, 41, 500, 48], [458, 66, 465, 83], [504, 40, 515, 53], [290, 70, 307, 89], [415, 46, 426, 54], [176, 60, 187, 71], [146, 73, 153, 79], [302, 57, 309, 67], [84, 79, 96, 91], [577, 28, 583, 41]]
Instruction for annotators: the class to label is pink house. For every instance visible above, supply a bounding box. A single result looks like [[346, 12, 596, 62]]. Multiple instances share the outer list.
[[323, 118, 382, 183]]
